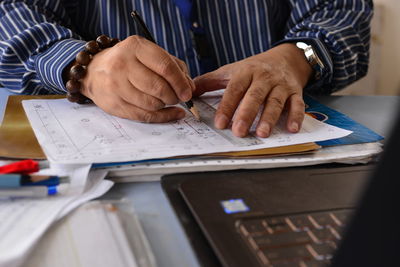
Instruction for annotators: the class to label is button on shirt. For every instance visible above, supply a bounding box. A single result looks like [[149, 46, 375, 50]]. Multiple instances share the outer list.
[[0, 0, 373, 95]]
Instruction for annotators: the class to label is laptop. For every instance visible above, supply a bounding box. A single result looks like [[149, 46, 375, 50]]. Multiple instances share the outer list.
[[161, 113, 400, 266]]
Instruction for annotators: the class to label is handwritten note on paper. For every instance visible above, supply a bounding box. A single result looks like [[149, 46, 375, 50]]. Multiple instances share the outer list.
[[22, 92, 352, 164]]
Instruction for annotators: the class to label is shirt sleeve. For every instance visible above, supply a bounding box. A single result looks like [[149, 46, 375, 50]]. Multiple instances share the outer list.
[[281, 0, 373, 94], [0, 0, 84, 94]]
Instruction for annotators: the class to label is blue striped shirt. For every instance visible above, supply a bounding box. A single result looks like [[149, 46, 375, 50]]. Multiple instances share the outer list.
[[0, 0, 373, 95]]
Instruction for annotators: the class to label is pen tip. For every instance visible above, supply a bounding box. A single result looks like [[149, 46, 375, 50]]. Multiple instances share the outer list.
[[190, 107, 201, 121]]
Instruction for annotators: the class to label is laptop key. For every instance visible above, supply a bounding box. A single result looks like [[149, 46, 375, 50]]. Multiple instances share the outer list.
[[251, 231, 312, 249], [239, 219, 268, 236], [261, 245, 312, 264], [300, 259, 331, 267], [308, 228, 338, 243], [307, 243, 335, 260], [286, 215, 314, 231], [330, 210, 352, 226], [308, 212, 337, 228], [269, 261, 304, 267], [328, 225, 344, 239], [265, 217, 292, 233]]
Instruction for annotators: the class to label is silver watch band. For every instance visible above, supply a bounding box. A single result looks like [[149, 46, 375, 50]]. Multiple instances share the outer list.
[[296, 42, 325, 80]]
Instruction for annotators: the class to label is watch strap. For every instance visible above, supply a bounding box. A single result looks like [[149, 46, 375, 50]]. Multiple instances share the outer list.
[[296, 41, 325, 80]]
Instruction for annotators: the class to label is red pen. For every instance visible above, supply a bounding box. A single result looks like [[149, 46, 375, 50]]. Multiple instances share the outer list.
[[0, 159, 49, 174]]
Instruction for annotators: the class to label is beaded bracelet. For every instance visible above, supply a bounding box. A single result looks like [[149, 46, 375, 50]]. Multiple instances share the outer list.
[[65, 34, 119, 104]]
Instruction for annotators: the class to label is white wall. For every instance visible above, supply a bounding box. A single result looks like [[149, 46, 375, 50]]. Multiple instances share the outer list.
[[338, 0, 400, 95]]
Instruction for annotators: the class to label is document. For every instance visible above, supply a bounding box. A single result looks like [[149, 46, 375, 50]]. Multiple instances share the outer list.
[[23, 201, 156, 267], [0, 165, 113, 267], [105, 142, 383, 182], [22, 91, 352, 164]]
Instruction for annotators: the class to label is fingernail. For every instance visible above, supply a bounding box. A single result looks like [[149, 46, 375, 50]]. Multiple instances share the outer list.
[[290, 122, 299, 132], [181, 90, 192, 102], [257, 122, 270, 138], [215, 114, 229, 129], [233, 120, 248, 137], [177, 109, 186, 120]]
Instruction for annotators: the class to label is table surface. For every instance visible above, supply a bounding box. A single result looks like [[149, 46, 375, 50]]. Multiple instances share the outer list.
[[1, 89, 399, 267]]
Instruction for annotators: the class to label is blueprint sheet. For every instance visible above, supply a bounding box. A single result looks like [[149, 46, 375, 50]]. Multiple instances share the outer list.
[[22, 92, 351, 164]]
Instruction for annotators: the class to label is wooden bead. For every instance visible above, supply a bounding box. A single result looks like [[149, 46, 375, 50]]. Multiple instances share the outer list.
[[96, 34, 111, 49], [69, 64, 86, 80], [76, 96, 91, 104], [85, 40, 99, 54], [110, 38, 120, 47], [66, 92, 81, 103], [67, 92, 90, 104], [76, 50, 91, 65], [66, 35, 116, 104], [66, 79, 81, 93]]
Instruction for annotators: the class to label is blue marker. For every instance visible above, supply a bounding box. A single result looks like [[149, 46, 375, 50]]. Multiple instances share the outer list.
[[0, 174, 69, 188], [26, 177, 69, 187], [0, 185, 58, 198]]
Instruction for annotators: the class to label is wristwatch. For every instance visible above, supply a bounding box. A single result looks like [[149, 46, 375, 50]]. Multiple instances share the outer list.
[[296, 42, 325, 80]]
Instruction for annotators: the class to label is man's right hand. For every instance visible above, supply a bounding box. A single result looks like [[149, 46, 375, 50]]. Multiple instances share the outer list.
[[81, 35, 194, 122]]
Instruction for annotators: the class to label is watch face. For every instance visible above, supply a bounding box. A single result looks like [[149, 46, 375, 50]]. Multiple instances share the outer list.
[[296, 42, 309, 50]]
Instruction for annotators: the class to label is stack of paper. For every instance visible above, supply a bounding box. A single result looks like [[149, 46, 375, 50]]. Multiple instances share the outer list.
[[23, 200, 156, 267], [19, 92, 351, 164], [0, 164, 113, 267], [101, 142, 382, 182], [0, 91, 384, 182]]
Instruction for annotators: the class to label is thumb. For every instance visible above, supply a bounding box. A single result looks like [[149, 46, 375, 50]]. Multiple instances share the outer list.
[[193, 67, 230, 97]]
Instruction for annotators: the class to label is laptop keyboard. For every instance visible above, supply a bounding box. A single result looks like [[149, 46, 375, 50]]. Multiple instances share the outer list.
[[236, 209, 353, 267]]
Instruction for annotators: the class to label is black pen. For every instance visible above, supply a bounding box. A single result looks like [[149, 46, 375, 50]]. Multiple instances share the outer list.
[[130, 10, 200, 120]]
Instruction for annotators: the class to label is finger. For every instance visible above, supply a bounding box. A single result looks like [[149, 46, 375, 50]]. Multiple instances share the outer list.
[[285, 93, 305, 133], [214, 70, 252, 130], [117, 78, 165, 111], [231, 77, 273, 137], [193, 67, 231, 96], [173, 56, 189, 75], [135, 40, 192, 102], [103, 97, 187, 123], [127, 61, 180, 105], [256, 86, 289, 138], [173, 56, 195, 92]]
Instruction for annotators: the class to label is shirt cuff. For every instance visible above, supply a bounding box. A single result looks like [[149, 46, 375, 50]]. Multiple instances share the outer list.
[[34, 39, 86, 94], [273, 37, 333, 94]]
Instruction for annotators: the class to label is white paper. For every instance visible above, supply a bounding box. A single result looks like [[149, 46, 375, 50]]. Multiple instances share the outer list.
[[22, 92, 352, 164], [0, 165, 113, 267], [23, 202, 140, 267], [106, 142, 383, 182]]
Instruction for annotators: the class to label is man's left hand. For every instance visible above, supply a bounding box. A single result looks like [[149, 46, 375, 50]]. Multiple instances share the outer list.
[[194, 43, 313, 138]]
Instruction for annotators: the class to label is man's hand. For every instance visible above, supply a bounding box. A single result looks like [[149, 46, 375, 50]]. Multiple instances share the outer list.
[[194, 43, 313, 138], [81, 35, 194, 123]]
